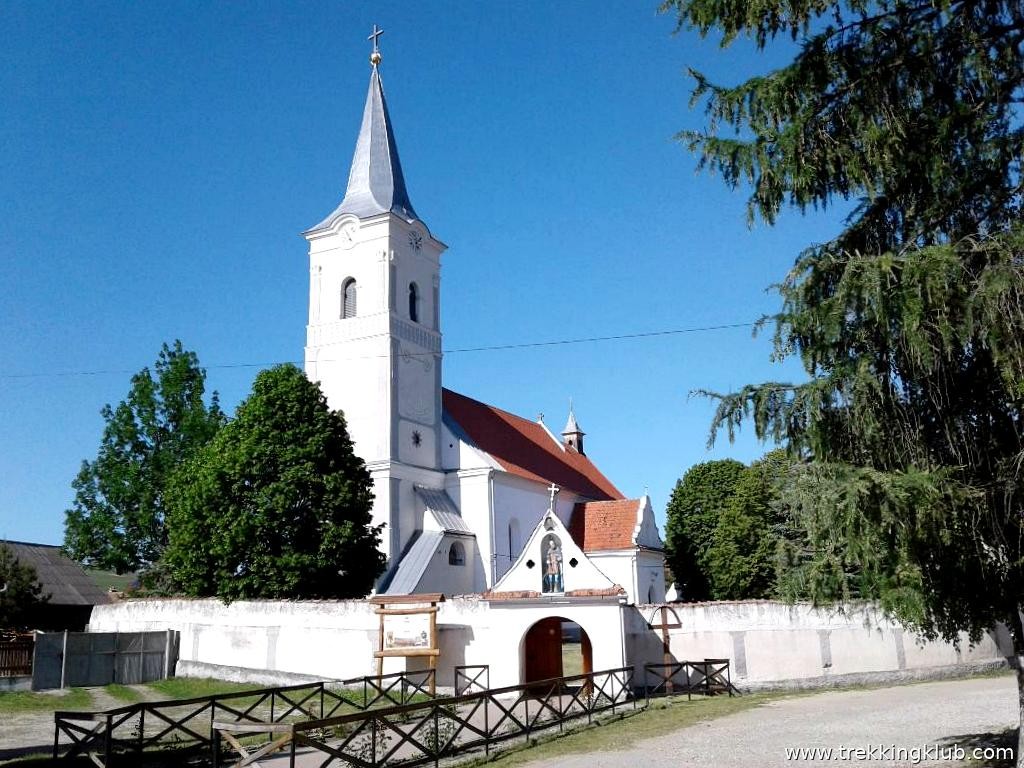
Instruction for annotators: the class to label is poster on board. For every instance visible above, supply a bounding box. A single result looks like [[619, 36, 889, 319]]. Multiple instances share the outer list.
[[383, 612, 431, 650]]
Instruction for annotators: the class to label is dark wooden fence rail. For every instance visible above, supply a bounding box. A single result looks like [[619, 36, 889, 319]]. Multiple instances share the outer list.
[[0, 637, 34, 677], [643, 658, 737, 700], [214, 666, 637, 768], [453, 664, 489, 696], [52, 668, 436, 766]]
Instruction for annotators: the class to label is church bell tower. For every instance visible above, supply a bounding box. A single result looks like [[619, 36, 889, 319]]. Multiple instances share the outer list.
[[303, 28, 446, 563]]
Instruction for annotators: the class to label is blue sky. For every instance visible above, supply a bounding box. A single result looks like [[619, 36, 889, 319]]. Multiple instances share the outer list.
[[0, 2, 847, 546]]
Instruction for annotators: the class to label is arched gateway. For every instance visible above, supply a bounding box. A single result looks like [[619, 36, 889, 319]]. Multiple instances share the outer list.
[[521, 616, 593, 685]]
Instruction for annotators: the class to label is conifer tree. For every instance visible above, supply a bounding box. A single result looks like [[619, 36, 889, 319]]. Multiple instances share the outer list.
[[666, 0, 1024, 754]]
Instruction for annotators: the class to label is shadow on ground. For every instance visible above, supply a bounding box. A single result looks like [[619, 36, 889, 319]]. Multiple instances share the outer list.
[[938, 729, 1016, 767]]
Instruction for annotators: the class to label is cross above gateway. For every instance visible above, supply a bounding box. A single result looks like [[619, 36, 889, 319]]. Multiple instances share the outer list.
[[547, 483, 560, 509]]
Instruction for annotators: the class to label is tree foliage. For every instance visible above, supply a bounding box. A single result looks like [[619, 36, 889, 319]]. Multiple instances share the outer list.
[[665, 0, 1024, 710], [707, 450, 795, 599], [64, 342, 223, 573], [664, 458, 746, 600], [0, 544, 47, 628], [164, 364, 385, 601]]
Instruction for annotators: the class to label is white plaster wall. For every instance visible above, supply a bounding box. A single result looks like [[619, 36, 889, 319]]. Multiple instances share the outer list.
[[445, 469, 491, 591], [625, 601, 1012, 689], [90, 598, 1011, 694], [413, 535, 477, 596]]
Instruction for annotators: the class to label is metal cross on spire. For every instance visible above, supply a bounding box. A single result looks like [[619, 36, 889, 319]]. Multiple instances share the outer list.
[[368, 24, 384, 66]]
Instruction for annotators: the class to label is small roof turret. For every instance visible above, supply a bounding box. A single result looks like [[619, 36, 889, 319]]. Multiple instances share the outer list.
[[561, 399, 586, 455]]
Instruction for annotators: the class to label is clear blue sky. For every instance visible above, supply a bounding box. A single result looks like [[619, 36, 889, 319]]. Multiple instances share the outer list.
[[0, 2, 846, 546]]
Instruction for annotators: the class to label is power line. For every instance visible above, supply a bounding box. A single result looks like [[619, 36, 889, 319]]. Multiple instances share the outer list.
[[0, 320, 757, 381]]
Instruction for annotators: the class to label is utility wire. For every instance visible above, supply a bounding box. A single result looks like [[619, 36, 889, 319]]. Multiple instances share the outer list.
[[0, 320, 757, 381]]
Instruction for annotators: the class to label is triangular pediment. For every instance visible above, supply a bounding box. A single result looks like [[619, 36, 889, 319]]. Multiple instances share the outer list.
[[491, 508, 618, 595]]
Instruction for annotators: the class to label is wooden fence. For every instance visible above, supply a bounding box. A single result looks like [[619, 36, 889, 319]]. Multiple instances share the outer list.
[[0, 636, 34, 677], [53, 669, 435, 766]]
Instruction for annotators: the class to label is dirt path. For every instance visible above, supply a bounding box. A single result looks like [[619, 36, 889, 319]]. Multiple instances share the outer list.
[[523, 675, 1018, 768], [0, 685, 164, 763]]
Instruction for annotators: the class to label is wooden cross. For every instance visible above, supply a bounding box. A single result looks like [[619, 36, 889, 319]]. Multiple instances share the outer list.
[[648, 605, 681, 692], [368, 24, 384, 54], [547, 483, 560, 509]]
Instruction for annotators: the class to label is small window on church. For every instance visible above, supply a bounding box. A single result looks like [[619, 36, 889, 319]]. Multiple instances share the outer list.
[[342, 278, 357, 319], [448, 541, 465, 566], [408, 282, 419, 323]]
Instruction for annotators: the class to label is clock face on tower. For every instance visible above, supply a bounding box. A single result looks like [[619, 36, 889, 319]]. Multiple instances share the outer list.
[[408, 230, 423, 252], [340, 221, 357, 248]]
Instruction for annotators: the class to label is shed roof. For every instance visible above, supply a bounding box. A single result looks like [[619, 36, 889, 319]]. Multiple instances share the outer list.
[[1, 540, 111, 607]]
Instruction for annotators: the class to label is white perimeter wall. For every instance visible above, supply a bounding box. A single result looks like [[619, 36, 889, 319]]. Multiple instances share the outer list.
[[90, 598, 1012, 693], [625, 600, 1012, 690], [89, 596, 627, 690]]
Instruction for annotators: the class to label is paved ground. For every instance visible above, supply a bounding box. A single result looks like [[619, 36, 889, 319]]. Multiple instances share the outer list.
[[524, 675, 1019, 768]]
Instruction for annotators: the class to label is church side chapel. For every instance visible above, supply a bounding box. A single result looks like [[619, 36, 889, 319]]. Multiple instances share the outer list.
[[304, 29, 667, 609]]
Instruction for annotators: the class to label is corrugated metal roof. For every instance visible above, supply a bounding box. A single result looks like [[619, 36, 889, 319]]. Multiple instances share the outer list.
[[415, 486, 472, 534], [380, 530, 445, 595], [1, 541, 111, 607]]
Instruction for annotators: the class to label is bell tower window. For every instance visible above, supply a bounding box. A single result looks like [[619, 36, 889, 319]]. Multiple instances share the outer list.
[[342, 278, 357, 319], [448, 541, 465, 566], [408, 282, 419, 323]]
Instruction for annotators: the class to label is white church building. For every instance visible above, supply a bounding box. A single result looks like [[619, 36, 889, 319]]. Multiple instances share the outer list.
[[302, 40, 666, 607]]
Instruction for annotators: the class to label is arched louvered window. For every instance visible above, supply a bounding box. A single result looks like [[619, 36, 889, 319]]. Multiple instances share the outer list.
[[408, 282, 419, 323], [341, 278, 357, 319], [448, 541, 465, 566]]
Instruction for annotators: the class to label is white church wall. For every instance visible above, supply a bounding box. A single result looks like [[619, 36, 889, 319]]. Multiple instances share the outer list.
[[445, 468, 492, 591], [412, 535, 477, 596], [586, 551, 639, 603], [490, 474, 586, 583]]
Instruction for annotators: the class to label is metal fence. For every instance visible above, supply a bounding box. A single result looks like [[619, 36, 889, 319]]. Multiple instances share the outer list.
[[0, 635, 33, 677], [214, 666, 636, 768], [34, 630, 176, 690], [643, 658, 737, 699], [52, 668, 435, 766]]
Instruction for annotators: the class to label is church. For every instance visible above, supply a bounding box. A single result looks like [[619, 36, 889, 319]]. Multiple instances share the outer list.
[[303, 33, 666, 606]]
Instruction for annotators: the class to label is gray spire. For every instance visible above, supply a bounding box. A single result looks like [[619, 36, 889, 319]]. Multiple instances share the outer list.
[[561, 399, 585, 454], [307, 61, 418, 234]]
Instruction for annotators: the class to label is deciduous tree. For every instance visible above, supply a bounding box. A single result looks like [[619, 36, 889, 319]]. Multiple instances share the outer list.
[[64, 342, 223, 573], [664, 459, 745, 600], [164, 364, 385, 600]]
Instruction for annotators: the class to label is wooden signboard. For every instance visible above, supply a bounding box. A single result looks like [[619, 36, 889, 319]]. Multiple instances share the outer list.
[[368, 593, 444, 695]]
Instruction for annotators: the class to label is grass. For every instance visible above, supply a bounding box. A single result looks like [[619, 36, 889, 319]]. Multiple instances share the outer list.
[[143, 677, 261, 700], [103, 683, 143, 704], [0, 687, 93, 715], [462, 692, 784, 767]]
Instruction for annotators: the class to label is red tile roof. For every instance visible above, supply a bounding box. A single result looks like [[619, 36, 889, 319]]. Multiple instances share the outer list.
[[442, 389, 621, 500], [569, 499, 641, 552]]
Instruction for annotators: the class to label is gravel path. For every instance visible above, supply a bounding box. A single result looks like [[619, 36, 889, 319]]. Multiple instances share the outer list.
[[524, 675, 1019, 768]]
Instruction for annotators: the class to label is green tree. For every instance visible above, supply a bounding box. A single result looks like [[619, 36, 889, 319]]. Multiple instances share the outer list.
[[64, 342, 224, 573], [164, 364, 385, 601], [707, 450, 794, 599], [665, 0, 1024, 755], [0, 544, 47, 628], [664, 459, 745, 600]]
